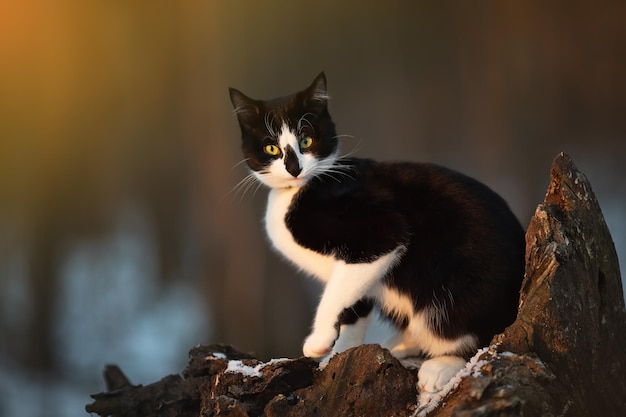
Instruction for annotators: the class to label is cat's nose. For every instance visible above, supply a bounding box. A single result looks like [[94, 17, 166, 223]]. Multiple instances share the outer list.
[[284, 145, 302, 177], [285, 160, 302, 177]]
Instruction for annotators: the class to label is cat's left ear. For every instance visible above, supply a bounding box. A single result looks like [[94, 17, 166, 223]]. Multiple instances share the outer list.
[[304, 72, 329, 111]]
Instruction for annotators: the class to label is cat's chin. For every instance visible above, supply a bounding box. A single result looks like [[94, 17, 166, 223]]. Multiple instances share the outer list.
[[279, 178, 307, 189], [263, 177, 308, 190]]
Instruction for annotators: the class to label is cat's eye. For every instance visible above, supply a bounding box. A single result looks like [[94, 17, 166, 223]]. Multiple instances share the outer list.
[[264, 144, 280, 156], [300, 137, 313, 149]]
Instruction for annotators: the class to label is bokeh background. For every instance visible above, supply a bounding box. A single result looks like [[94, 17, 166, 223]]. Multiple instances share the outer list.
[[1, 1, 624, 415]]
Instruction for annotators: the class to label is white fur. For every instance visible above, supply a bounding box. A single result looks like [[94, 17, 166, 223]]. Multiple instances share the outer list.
[[265, 187, 335, 281], [377, 286, 478, 358], [277, 122, 297, 149], [332, 316, 372, 355], [303, 250, 402, 357]]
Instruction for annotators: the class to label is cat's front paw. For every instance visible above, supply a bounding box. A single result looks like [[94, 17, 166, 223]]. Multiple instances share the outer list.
[[417, 355, 466, 393], [303, 328, 338, 359]]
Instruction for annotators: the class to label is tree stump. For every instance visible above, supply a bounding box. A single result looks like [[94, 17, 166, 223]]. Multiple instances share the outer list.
[[86, 153, 626, 417]]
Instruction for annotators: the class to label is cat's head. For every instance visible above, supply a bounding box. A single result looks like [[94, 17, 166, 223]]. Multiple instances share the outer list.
[[229, 72, 338, 189]]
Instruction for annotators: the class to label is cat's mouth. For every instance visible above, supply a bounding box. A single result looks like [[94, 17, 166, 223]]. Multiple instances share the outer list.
[[253, 171, 308, 189], [255, 169, 311, 189]]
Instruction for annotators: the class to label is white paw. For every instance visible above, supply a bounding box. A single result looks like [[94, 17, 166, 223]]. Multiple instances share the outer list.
[[303, 328, 338, 358], [417, 356, 466, 393]]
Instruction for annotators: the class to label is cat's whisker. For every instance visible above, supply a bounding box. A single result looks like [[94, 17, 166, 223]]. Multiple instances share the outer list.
[[312, 165, 357, 183], [237, 177, 259, 200], [223, 172, 262, 202], [332, 134, 356, 140], [339, 146, 362, 159], [335, 135, 363, 159], [245, 177, 264, 200], [231, 158, 251, 171], [229, 173, 255, 193], [326, 167, 357, 180], [250, 177, 265, 198], [323, 161, 358, 176], [315, 172, 343, 184]]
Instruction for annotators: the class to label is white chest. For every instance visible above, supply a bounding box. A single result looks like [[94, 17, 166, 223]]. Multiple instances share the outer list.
[[265, 188, 335, 282]]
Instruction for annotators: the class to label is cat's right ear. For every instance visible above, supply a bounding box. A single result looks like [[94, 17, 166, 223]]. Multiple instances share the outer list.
[[229, 88, 260, 124]]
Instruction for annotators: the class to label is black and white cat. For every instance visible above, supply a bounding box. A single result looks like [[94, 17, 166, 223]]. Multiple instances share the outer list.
[[229, 73, 525, 395]]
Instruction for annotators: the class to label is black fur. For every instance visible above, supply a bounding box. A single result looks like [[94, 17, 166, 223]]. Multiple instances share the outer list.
[[338, 298, 375, 326], [288, 158, 524, 346], [230, 72, 525, 352]]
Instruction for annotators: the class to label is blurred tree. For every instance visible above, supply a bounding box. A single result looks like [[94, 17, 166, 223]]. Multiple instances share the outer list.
[[0, 1, 623, 386]]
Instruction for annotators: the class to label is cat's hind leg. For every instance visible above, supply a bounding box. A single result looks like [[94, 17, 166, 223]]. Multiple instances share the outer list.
[[383, 331, 423, 359]]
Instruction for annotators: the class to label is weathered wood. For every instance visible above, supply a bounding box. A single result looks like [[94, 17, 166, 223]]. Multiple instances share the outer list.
[[264, 344, 417, 417], [86, 153, 626, 417], [423, 152, 626, 416]]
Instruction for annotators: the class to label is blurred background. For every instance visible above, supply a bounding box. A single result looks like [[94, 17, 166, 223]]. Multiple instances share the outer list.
[[0, 1, 624, 415]]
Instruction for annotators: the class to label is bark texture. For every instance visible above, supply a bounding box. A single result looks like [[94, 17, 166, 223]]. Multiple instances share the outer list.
[[86, 153, 626, 417]]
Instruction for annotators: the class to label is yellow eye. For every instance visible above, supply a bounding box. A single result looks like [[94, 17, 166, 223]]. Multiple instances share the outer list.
[[264, 144, 280, 156], [300, 137, 313, 149]]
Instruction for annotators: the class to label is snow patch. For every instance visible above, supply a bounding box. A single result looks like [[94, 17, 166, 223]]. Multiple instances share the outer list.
[[224, 358, 291, 378], [225, 360, 264, 377], [208, 352, 227, 360], [413, 347, 495, 417]]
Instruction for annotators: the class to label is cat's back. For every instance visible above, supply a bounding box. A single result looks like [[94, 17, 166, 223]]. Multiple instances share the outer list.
[[292, 157, 524, 264], [369, 159, 525, 259], [305, 158, 517, 222]]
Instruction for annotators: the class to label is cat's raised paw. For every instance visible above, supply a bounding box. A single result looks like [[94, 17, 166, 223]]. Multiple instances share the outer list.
[[303, 328, 337, 358], [417, 355, 466, 393]]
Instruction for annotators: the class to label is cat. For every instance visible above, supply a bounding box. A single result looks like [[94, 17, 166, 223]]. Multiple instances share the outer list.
[[228, 72, 525, 396]]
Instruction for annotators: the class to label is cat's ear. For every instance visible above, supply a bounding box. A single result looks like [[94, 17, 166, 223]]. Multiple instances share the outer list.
[[304, 72, 329, 111], [229, 87, 260, 124]]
